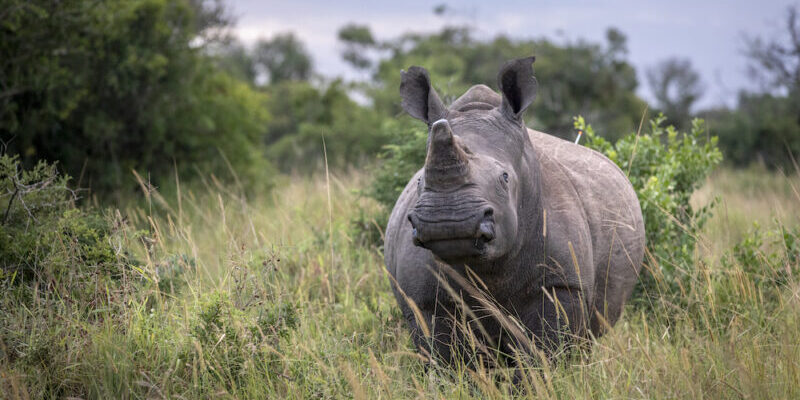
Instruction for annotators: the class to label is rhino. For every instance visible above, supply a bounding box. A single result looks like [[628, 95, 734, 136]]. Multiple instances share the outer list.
[[383, 57, 645, 363]]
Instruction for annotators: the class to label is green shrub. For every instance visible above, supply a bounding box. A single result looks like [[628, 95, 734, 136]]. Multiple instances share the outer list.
[[190, 290, 299, 388], [1, 0, 274, 195], [353, 118, 425, 246], [722, 223, 800, 291], [0, 154, 125, 284], [699, 223, 800, 331], [576, 114, 723, 303], [703, 92, 800, 169], [262, 80, 390, 173], [0, 154, 139, 397], [367, 119, 427, 212]]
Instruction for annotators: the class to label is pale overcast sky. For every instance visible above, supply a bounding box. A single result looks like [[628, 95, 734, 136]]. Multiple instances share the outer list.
[[228, 0, 797, 109]]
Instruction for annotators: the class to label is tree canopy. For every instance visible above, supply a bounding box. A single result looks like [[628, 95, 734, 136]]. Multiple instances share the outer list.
[[339, 25, 647, 141], [1, 0, 273, 195]]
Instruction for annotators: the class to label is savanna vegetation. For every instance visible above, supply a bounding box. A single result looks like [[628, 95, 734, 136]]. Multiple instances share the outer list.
[[1, 0, 799, 398]]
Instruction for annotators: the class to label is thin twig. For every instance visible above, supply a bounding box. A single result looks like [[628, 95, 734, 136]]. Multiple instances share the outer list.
[[626, 105, 649, 178], [2, 185, 18, 225], [322, 133, 335, 303]]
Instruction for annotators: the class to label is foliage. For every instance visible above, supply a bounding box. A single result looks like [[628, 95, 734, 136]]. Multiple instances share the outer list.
[[703, 92, 800, 169], [0, 155, 135, 397], [253, 33, 313, 84], [576, 114, 723, 303], [723, 223, 800, 289], [262, 81, 389, 172], [646, 57, 704, 130], [211, 37, 391, 173], [0, 154, 116, 282], [702, 5, 800, 170], [366, 119, 427, 211], [190, 291, 298, 387], [350, 118, 425, 245], [0, 0, 273, 195], [0, 154, 140, 311], [341, 25, 646, 141]]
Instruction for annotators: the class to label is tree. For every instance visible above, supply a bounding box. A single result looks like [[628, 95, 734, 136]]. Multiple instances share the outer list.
[[343, 25, 646, 140], [211, 39, 258, 85], [704, 5, 800, 169], [261, 80, 387, 172], [0, 0, 273, 196], [744, 5, 800, 98], [338, 24, 376, 71], [253, 33, 313, 84], [646, 58, 704, 129]]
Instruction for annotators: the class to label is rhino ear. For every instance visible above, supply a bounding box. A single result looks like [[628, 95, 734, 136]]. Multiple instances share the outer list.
[[400, 66, 447, 125], [497, 56, 538, 121]]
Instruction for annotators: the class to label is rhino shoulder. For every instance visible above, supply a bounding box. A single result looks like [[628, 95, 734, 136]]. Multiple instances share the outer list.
[[527, 128, 644, 278], [527, 129, 639, 209]]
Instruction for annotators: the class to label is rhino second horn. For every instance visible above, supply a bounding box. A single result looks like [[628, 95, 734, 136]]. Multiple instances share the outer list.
[[424, 119, 470, 186]]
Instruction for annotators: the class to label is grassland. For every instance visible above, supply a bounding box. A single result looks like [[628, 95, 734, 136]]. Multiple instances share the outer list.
[[2, 166, 799, 399]]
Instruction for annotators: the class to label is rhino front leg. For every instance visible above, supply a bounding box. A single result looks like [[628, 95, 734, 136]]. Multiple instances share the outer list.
[[403, 305, 470, 366], [517, 286, 589, 358]]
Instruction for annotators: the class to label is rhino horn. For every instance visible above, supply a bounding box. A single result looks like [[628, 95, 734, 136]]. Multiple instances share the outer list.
[[424, 119, 470, 186]]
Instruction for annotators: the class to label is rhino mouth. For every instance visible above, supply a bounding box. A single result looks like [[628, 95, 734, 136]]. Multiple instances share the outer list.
[[407, 206, 496, 260], [421, 237, 493, 260]]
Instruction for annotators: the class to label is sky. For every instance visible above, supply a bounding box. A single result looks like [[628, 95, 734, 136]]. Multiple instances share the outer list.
[[227, 0, 797, 109]]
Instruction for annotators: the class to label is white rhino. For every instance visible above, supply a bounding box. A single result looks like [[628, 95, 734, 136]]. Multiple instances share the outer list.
[[384, 57, 645, 362]]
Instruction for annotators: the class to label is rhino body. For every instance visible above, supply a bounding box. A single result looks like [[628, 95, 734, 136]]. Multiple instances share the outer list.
[[384, 57, 645, 362]]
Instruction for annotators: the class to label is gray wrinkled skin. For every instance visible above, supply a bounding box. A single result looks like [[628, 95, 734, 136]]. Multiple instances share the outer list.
[[384, 57, 645, 363]]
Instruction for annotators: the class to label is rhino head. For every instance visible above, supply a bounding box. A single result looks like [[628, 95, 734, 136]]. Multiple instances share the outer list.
[[402, 57, 540, 264]]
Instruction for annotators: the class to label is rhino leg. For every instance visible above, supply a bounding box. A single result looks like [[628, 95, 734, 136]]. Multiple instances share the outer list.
[[517, 286, 589, 358], [399, 301, 471, 367]]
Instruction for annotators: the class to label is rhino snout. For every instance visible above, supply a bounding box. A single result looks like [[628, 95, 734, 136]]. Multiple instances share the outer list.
[[407, 206, 495, 250]]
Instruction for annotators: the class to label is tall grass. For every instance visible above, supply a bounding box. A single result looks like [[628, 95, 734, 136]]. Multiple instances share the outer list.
[[2, 167, 799, 398], [693, 165, 800, 253]]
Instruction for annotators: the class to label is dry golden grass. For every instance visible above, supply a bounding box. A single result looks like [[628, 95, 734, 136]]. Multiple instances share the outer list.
[[3, 166, 800, 399], [693, 166, 800, 254]]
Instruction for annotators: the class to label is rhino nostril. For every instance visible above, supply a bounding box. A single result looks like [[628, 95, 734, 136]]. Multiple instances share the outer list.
[[409, 215, 425, 246], [412, 229, 425, 247], [407, 213, 417, 227], [478, 220, 495, 242]]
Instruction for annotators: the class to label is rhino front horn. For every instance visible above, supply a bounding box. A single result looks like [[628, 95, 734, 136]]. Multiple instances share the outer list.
[[424, 119, 470, 187]]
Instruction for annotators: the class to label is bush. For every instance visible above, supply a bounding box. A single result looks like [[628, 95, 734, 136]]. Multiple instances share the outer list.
[[576, 114, 723, 303], [0, 154, 140, 306], [189, 291, 299, 388], [1, 0, 273, 195], [0, 154, 138, 397], [722, 224, 800, 292], [703, 93, 800, 169], [366, 119, 427, 212], [353, 118, 425, 246], [699, 223, 800, 331], [262, 80, 390, 173]]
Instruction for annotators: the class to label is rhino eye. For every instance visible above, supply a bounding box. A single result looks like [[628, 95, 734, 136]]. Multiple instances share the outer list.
[[502, 172, 509, 183]]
